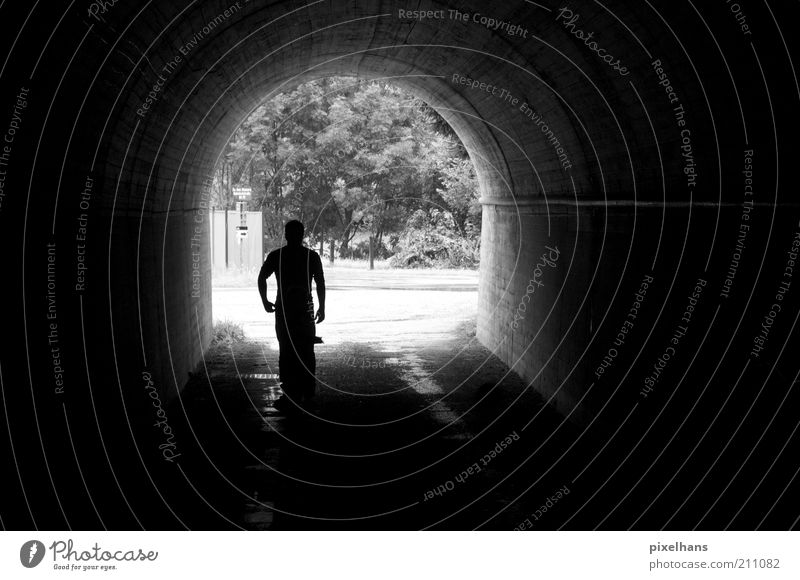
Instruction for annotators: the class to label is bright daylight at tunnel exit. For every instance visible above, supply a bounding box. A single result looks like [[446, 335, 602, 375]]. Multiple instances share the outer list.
[[0, 0, 799, 576]]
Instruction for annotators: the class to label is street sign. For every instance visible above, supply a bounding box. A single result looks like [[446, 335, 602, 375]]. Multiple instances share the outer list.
[[232, 186, 252, 198]]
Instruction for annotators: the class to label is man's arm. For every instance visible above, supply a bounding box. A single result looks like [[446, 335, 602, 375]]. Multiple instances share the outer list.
[[257, 255, 275, 313], [313, 253, 326, 323]]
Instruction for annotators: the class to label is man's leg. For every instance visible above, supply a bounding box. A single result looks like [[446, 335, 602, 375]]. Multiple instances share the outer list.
[[279, 296, 317, 405], [299, 341, 316, 400], [286, 313, 316, 402], [276, 311, 300, 401]]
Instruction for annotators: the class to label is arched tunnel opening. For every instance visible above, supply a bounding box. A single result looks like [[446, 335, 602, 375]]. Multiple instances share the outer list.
[[208, 74, 485, 355], [1, 1, 799, 532]]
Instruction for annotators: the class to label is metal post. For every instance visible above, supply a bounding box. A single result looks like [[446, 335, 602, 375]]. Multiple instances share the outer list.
[[224, 209, 229, 270], [239, 202, 245, 270]]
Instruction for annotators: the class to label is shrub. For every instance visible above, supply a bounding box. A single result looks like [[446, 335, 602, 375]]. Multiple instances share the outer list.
[[389, 209, 479, 269], [211, 320, 247, 346]]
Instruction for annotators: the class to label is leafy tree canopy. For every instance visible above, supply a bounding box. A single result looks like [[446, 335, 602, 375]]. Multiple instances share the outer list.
[[212, 77, 481, 268]]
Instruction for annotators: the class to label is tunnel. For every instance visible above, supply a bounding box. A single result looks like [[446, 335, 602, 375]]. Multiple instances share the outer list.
[[1, 1, 799, 530]]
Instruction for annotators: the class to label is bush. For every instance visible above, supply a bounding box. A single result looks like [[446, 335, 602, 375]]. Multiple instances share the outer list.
[[389, 209, 479, 269], [350, 238, 391, 260], [211, 320, 247, 346]]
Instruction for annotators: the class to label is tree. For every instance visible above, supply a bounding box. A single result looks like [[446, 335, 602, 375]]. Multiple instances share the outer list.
[[213, 76, 482, 268]]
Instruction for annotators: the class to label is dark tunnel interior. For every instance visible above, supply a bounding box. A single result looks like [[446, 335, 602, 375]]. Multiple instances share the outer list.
[[0, 0, 799, 531]]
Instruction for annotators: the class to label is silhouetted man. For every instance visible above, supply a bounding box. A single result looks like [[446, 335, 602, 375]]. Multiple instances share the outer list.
[[258, 220, 326, 410]]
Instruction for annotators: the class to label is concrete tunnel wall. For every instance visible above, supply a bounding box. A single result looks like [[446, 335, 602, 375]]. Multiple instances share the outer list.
[[2, 0, 797, 430]]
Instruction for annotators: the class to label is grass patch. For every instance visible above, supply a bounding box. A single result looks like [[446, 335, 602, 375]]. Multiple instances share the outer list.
[[211, 319, 247, 346]]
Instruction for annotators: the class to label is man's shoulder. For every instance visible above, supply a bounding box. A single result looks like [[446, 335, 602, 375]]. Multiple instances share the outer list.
[[262, 248, 281, 267], [307, 248, 323, 266], [265, 245, 320, 262]]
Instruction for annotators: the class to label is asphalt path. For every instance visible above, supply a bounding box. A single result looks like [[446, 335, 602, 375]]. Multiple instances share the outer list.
[[212, 268, 480, 350]]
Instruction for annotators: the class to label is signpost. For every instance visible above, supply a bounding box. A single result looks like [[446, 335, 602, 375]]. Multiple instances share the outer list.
[[221, 186, 257, 266], [236, 200, 248, 251], [232, 187, 251, 248]]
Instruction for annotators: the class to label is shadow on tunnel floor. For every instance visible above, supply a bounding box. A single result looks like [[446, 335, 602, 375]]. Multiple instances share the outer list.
[[9, 321, 795, 531], [153, 326, 582, 530], [127, 320, 799, 531]]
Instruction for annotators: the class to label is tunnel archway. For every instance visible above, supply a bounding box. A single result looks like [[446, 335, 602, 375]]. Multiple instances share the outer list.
[[79, 1, 652, 416], [2, 1, 798, 530]]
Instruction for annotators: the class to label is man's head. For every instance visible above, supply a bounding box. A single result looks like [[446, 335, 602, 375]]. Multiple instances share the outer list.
[[284, 220, 304, 246]]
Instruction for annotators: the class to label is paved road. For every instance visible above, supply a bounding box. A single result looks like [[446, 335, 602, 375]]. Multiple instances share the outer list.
[[322, 266, 479, 291], [212, 268, 480, 350]]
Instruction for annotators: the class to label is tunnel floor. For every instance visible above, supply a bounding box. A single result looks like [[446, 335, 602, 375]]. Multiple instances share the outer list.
[[163, 319, 581, 530]]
